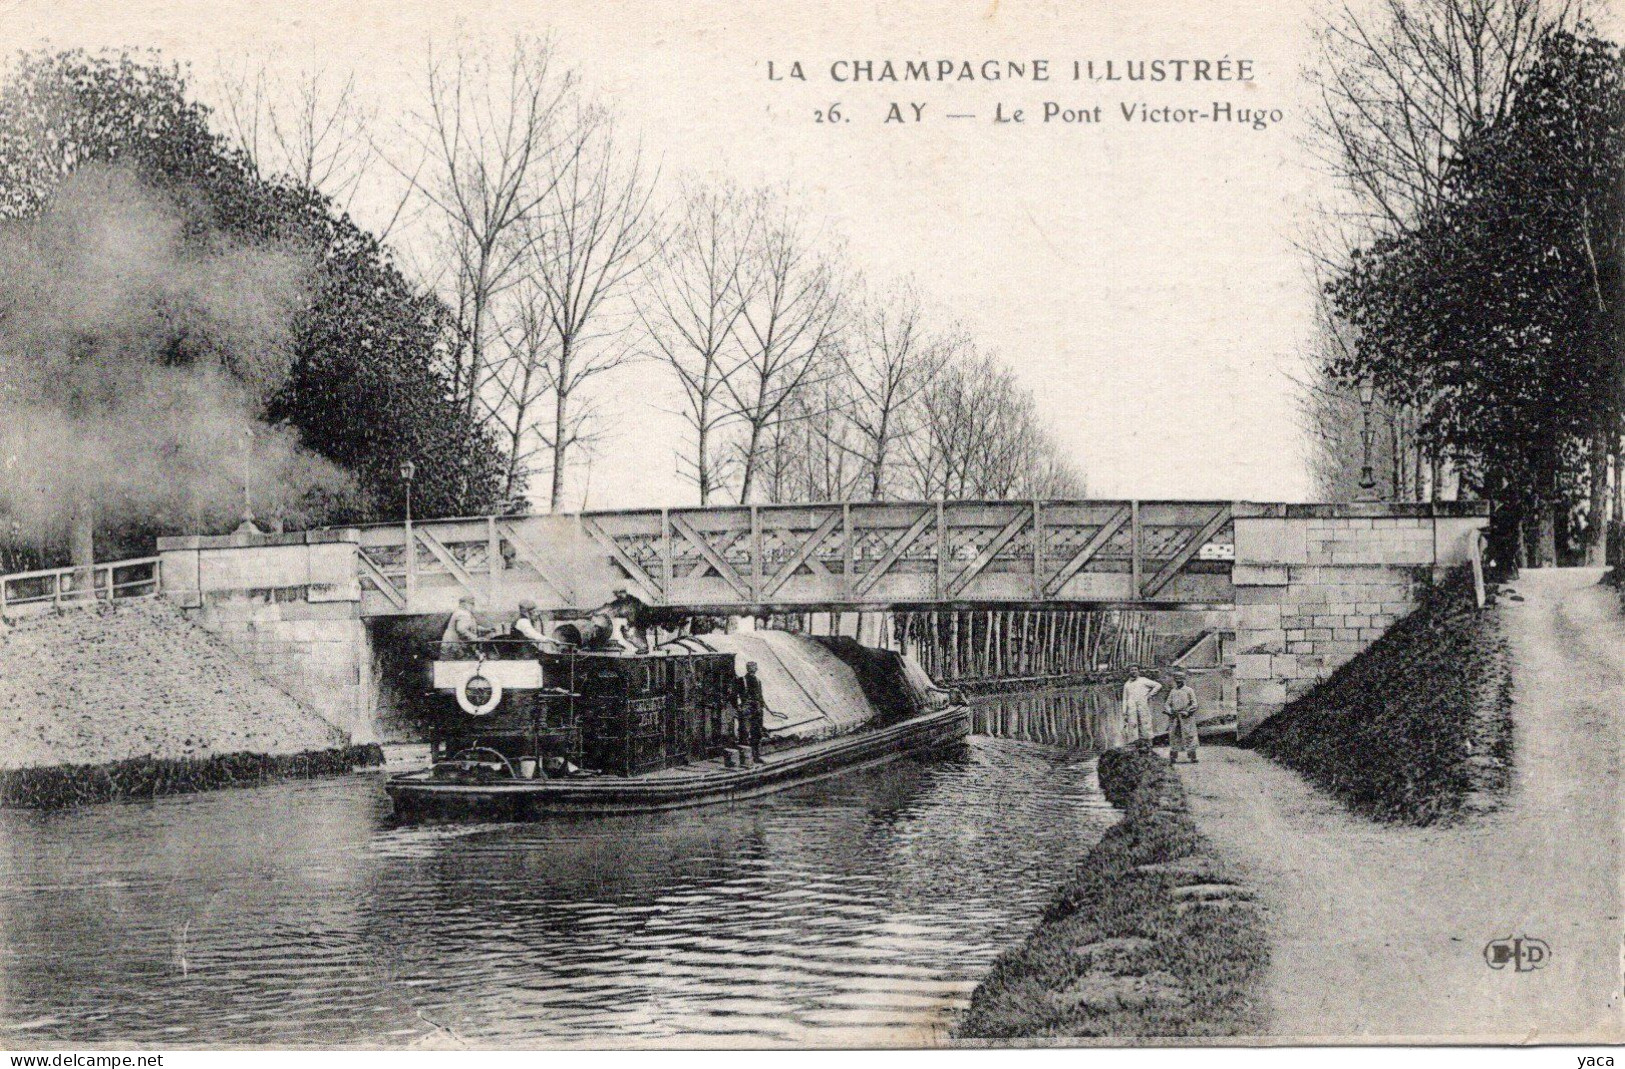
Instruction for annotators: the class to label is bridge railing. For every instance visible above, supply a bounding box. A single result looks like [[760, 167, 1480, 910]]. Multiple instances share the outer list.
[[0, 557, 162, 615]]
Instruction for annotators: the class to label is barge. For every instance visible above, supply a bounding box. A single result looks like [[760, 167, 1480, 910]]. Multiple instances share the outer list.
[[385, 630, 970, 820]]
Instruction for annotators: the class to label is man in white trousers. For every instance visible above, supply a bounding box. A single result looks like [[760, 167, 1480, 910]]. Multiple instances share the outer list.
[[1120, 665, 1162, 749]]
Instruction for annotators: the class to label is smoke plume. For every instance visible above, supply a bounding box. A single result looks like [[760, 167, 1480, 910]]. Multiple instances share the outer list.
[[0, 164, 353, 549]]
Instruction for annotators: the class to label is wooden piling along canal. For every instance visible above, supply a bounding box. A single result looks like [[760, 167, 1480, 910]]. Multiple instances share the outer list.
[[769, 607, 1158, 683]]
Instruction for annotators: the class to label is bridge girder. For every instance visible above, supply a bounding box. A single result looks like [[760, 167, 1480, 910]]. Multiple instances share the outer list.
[[347, 500, 1237, 617]]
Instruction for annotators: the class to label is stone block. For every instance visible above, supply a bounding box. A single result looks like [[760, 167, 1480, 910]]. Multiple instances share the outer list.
[[1235, 653, 1273, 680], [1232, 563, 1290, 586], [1305, 628, 1333, 641], [1245, 629, 1286, 652], [1434, 517, 1488, 566], [278, 600, 361, 622], [1234, 518, 1309, 565], [1333, 628, 1361, 642], [1270, 654, 1299, 677], [1285, 678, 1320, 700], [1237, 604, 1281, 630], [1239, 679, 1287, 706]]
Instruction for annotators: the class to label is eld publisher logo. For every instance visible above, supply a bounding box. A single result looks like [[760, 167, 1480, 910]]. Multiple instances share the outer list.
[[1484, 935, 1550, 972]]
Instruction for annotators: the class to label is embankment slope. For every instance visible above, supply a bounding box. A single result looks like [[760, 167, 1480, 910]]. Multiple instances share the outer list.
[[1245, 566, 1512, 823], [0, 599, 345, 771]]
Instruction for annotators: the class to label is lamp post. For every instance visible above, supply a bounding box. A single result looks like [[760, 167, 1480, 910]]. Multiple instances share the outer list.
[[1357, 379, 1378, 498], [400, 460, 416, 608], [236, 428, 261, 535]]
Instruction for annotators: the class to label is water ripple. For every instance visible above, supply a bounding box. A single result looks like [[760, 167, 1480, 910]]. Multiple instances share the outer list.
[[0, 692, 1118, 1048]]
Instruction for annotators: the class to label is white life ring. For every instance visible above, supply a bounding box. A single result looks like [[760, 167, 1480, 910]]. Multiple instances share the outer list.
[[456, 671, 503, 716]]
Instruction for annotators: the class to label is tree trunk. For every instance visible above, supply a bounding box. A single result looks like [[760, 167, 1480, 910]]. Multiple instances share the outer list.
[[70, 496, 95, 599], [1585, 428, 1610, 566], [1535, 505, 1557, 568], [1612, 436, 1624, 525], [696, 418, 711, 506], [550, 381, 569, 511], [738, 420, 763, 504]]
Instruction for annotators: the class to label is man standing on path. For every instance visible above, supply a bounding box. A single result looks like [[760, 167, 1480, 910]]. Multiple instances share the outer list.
[[1165, 671, 1200, 764], [1120, 665, 1162, 748]]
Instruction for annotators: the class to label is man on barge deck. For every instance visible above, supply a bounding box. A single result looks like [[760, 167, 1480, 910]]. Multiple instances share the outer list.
[[441, 595, 489, 659], [735, 661, 766, 763]]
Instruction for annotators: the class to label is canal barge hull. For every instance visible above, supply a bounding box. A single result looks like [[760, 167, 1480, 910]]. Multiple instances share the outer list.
[[386, 704, 971, 820]]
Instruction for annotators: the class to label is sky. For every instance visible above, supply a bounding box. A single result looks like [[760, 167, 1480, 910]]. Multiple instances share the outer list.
[[3, 0, 1335, 507]]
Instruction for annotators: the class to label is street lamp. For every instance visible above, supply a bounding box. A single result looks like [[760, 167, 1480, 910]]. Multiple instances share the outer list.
[[400, 460, 416, 607], [1357, 379, 1377, 496], [237, 427, 261, 535], [399, 460, 416, 524]]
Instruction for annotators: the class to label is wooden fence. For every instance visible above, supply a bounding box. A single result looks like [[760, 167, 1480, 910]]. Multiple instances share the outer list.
[[0, 557, 162, 615]]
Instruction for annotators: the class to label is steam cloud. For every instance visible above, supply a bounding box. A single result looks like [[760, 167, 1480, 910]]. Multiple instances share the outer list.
[[0, 164, 353, 545]]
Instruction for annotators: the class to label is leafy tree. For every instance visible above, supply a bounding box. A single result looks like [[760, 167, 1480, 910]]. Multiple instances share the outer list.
[[0, 49, 509, 564], [1325, 29, 1623, 565]]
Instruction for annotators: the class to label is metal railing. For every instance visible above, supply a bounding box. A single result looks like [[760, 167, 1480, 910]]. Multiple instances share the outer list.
[[0, 557, 162, 614]]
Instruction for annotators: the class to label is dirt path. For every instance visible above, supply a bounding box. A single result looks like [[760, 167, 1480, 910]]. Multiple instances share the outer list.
[[1182, 568, 1624, 1043]]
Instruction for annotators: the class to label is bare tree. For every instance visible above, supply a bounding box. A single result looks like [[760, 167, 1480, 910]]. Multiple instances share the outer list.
[[841, 282, 948, 500], [762, 359, 862, 503], [1309, 0, 1571, 236], [394, 35, 578, 426], [725, 200, 841, 503], [213, 63, 379, 213], [1298, 0, 1568, 509], [899, 345, 1085, 500], [485, 274, 553, 502], [640, 183, 759, 505], [501, 109, 658, 510]]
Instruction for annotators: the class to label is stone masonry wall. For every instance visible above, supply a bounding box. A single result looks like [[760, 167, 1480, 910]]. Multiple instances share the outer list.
[[158, 529, 377, 744], [1232, 503, 1488, 735]]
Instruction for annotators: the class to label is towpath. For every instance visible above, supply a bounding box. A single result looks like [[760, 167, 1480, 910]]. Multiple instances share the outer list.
[[1182, 568, 1624, 1042]]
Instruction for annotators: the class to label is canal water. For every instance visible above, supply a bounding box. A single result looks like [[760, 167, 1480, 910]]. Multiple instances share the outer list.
[[0, 687, 1119, 1048]]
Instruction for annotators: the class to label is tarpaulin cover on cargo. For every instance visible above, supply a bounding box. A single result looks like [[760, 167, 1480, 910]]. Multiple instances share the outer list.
[[661, 632, 945, 741]]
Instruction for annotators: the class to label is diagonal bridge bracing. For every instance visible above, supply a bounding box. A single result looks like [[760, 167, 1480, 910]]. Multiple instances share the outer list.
[[346, 500, 1237, 617]]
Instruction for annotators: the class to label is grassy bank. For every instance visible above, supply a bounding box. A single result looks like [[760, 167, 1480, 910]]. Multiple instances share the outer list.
[[1245, 566, 1512, 825], [956, 748, 1267, 1041], [1, 744, 385, 809]]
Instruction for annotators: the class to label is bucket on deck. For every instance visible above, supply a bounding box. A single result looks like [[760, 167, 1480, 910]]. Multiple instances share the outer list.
[[519, 757, 538, 779]]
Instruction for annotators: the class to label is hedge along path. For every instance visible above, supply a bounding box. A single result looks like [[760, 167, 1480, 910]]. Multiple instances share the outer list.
[[956, 748, 1268, 1041], [1, 745, 385, 809]]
